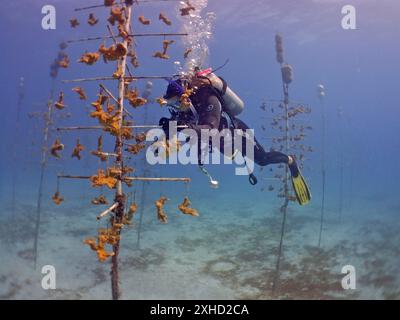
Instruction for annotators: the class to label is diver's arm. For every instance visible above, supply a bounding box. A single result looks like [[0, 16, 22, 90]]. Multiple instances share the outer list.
[[188, 95, 221, 135]]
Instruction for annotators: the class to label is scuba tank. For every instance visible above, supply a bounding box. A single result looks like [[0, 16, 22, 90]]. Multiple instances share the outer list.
[[194, 69, 245, 117]]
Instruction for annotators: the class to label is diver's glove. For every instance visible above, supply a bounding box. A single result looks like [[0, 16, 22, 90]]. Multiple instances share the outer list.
[[159, 117, 170, 139]]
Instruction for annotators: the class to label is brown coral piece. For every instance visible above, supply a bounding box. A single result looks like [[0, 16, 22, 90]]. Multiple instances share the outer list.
[[123, 202, 137, 224], [127, 51, 139, 68], [138, 15, 150, 25], [54, 91, 65, 110], [72, 87, 87, 100], [70, 18, 79, 28], [112, 64, 123, 78], [178, 197, 199, 217], [184, 48, 192, 59], [159, 13, 171, 26], [134, 132, 147, 143], [153, 51, 169, 60], [99, 43, 127, 62], [108, 6, 125, 26], [126, 143, 145, 155], [117, 24, 129, 40], [97, 249, 115, 262], [83, 236, 115, 262], [180, 2, 196, 16], [78, 52, 100, 65], [156, 97, 168, 106], [91, 195, 109, 205], [71, 138, 84, 160], [50, 138, 64, 158], [58, 55, 69, 68], [125, 88, 147, 107], [162, 40, 174, 54], [52, 191, 64, 205], [88, 13, 99, 26], [90, 169, 117, 189], [179, 87, 193, 109], [155, 196, 168, 223]]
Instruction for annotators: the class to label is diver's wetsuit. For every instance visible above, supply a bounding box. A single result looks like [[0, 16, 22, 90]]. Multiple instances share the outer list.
[[184, 86, 291, 167]]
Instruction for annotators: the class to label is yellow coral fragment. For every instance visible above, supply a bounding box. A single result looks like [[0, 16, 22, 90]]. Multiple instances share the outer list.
[[90, 169, 117, 189]]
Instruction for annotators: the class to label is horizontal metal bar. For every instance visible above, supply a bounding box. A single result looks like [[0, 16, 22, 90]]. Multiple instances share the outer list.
[[58, 174, 190, 183], [55, 125, 188, 131], [75, 0, 182, 12], [62, 76, 170, 83], [67, 33, 188, 44], [125, 177, 191, 182]]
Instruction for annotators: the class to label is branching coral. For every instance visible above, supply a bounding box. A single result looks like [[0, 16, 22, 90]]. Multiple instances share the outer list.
[[159, 13, 171, 26], [126, 143, 145, 155], [83, 236, 115, 262], [179, 88, 193, 109], [70, 18, 79, 28], [138, 15, 150, 25], [134, 132, 147, 143], [52, 191, 64, 205], [153, 40, 174, 60], [180, 2, 196, 16], [184, 48, 192, 59], [99, 43, 127, 62], [162, 40, 174, 53], [126, 202, 137, 221], [71, 138, 84, 160], [50, 138, 64, 158], [72, 87, 87, 100], [58, 55, 70, 68], [54, 91, 65, 110], [112, 65, 123, 79], [90, 93, 131, 139], [91, 195, 109, 205], [98, 228, 120, 246], [107, 6, 125, 26], [78, 52, 100, 65], [117, 24, 129, 41], [152, 51, 169, 60], [88, 13, 99, 26], [155, 196, 168, 223], [156, 97, 168, 106], [178, 197, 199, 217], [90, 169, 117, 189], [125, 88, 147, 107]]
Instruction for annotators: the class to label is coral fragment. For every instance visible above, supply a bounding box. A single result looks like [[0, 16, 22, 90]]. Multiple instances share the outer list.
[[155, 196, 168, 223], [178, 197, 199, 217]]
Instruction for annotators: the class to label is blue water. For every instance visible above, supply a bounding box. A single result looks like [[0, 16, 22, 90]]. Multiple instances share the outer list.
[[0, 0, 399, 299]]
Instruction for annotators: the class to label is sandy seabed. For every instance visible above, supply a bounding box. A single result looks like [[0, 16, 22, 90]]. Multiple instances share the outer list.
[[1, 190, 399, 300]]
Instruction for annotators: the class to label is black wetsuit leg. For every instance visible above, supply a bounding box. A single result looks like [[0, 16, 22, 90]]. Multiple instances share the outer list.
[[232, 118, 290, 167]]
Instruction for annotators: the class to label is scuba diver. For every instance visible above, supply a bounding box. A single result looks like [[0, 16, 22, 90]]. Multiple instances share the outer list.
[[159, 68, 311, 205]]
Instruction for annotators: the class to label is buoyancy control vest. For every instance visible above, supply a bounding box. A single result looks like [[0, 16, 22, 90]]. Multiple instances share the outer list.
[[191, 71, 244, 118]]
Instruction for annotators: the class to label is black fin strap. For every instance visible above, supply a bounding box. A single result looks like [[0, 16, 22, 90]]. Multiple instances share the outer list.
[[249, 173, 258, 185]]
